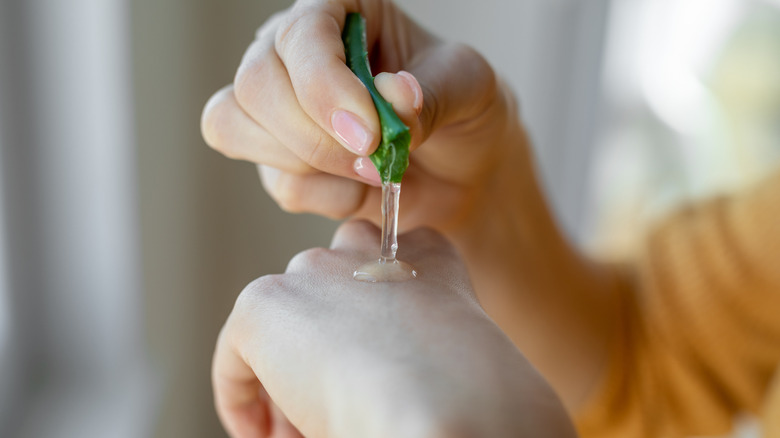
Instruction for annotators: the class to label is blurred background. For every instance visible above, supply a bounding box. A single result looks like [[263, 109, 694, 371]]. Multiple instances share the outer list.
[[0, 0, 777, 437]]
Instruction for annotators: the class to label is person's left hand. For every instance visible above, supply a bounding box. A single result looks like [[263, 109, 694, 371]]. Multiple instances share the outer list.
[[212, 220, 576, 438]]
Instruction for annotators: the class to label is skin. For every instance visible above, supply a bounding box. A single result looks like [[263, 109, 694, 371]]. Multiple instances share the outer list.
[[202, 0, 621, 428], [212, 220, 578, 438]]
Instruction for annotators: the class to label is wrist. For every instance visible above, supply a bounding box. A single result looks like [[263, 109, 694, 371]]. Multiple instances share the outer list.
[[449, 120, 562, 267], [446, 121, 620, 411]]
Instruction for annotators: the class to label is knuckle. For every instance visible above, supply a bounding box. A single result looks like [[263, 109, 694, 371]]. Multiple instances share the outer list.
[[270, 173, 307, 214], [315, 180, 365, 220], [322, 201, 359, 221], [278, 199, 304, 214], [328, 183, 368, 220], [259, 166, 285, 205], [201, 88, 235, 155], [286, 44, 321, 77], [335, 219, 377, 242], [233, 274, 287, 317], [289, 159, 317, 175], [418, 81, 440, 137], [274, 9, 307, 57], [450, 43, 498, 102], [301, 128, 336, 170], [256, 10, 288, 41], [275, 9, 328, 60], [286, 247, 332, 272], [233, 42, 272, 107]]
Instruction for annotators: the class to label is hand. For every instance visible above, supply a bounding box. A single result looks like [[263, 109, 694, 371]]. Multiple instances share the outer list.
[[202, 0, 618, 414], [200, 0, 528, 232], [212, 221, 577, 438]]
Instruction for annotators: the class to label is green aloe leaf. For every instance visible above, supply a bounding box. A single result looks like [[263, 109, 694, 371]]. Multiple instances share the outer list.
[[342, 12, 411, 184]]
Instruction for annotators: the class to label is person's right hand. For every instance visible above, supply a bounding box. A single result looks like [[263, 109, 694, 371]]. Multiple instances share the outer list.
[[200, 0, 532, 234]]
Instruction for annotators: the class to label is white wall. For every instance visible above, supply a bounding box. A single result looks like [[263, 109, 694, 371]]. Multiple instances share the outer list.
[[130, 0, 338, 436], [0, 0, 153, 437], [396, 0, 610, 242]]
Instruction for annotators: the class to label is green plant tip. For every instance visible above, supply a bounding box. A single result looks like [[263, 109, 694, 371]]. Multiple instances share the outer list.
[[342, 12, 411, 184]]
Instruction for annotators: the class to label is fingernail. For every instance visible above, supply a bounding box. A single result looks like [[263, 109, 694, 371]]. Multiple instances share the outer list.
[[397, 71, 422, 114], [332, 110, 372, 155], [353, 157, 382, 186]]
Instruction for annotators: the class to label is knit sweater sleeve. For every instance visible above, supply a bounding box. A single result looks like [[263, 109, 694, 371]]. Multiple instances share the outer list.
[[575, 170, 780, 437]]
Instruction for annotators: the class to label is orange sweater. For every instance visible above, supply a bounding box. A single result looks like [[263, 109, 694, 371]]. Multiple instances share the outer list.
[[575, 170, 780, 437]]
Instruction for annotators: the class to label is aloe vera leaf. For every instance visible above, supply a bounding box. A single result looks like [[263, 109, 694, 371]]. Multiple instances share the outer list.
[[342, 12, 411, 184]]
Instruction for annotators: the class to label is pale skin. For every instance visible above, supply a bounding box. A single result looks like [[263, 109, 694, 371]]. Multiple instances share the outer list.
[[213, 221, 578, 438], [202, 0, 621, 434]]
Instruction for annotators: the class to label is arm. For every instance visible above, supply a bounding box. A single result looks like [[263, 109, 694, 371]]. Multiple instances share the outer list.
[[445, 103, 623, 413], [212, 221, 578, 438]]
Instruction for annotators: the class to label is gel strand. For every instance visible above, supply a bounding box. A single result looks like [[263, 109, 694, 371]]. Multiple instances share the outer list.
[[353, 182, 417, 282]]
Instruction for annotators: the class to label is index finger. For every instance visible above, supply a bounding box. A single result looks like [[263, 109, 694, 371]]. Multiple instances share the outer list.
[[274, 1, 384, 156]]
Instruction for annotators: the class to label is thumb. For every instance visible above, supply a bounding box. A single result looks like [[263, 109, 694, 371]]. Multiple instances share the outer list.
[[376, 44, 499, 151], [373, 70, 423, 146]]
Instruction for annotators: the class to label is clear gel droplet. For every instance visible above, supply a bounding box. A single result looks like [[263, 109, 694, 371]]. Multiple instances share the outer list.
[[353, 182, 417, 282]]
